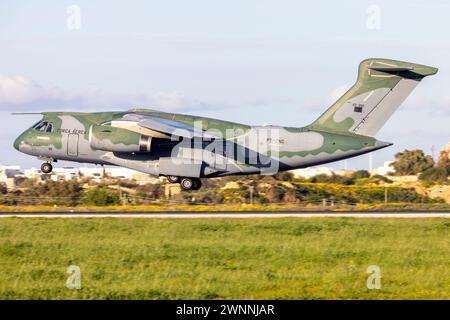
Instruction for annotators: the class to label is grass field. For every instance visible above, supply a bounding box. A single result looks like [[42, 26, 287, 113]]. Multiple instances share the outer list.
[[0, 218, 448, 299]]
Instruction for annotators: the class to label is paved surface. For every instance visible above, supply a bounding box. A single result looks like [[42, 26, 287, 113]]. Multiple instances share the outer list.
[[0, 211, 449, 218]]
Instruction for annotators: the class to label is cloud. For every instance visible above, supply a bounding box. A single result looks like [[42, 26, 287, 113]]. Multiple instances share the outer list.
[[0, 75, 217, 113], [321, 84, 449, 118], [0, 75, 330, 117], [134, 91, 214, 112], [404, 94, 450, 116], [244, 96, 296, 107], [0, 75, 70, 107]]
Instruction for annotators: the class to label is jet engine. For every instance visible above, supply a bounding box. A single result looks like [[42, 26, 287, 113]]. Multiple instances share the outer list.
[[89, 125, 151, 153]]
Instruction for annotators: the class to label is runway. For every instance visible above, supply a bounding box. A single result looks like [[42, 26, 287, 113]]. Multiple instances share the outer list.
[[0, 211, 449, 218]]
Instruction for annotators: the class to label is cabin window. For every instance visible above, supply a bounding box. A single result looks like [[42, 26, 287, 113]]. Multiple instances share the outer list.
[[46, 123, 53, 133]]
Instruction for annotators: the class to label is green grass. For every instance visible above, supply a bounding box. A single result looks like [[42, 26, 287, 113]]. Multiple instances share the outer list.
[[0, 218, 448, 299]]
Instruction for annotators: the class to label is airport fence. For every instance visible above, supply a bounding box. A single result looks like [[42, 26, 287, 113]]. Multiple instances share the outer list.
[[0, 192, 436, 209]]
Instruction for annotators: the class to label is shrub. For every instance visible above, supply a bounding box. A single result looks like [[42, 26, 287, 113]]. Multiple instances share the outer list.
[[292, 183, 432, 204], [419, 167, 449, 184], [82, 187, 121, 206], [309, 174, 354, 185], [274, 172, 294, 181], [0, 183, 7, 194], [266, 184, 286, 202], [351, 170, 370, 180], [371, 175, 393, 184], [190, 191, 224, 204], [16, 180, 83, 206]]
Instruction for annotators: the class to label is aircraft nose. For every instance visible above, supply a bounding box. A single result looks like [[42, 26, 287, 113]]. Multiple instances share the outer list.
[[14, 132, 26, 151], [13, 136, 21, 151]]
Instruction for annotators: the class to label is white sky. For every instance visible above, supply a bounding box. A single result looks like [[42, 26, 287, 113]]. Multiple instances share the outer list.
[[0, 0, 449, 169]]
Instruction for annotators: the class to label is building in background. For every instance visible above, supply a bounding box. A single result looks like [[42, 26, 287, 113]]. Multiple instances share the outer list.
[[4, 165, 161, 187], [290, 166, 335, 179], [0, 165, 24, 190], [369, 161, 395, 176]]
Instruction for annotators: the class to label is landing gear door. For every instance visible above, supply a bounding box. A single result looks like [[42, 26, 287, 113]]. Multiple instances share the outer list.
[[67, 134, 79, 157]]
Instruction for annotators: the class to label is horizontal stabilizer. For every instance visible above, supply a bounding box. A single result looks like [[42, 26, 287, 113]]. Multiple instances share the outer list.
[[368, 66, 413, 72]]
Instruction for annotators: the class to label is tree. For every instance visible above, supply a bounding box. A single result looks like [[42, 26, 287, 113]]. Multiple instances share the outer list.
[[437, 150, 450, 174], [390, 149, 434, 175]]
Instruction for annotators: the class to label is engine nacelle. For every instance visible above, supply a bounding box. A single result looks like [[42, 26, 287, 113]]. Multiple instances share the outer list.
[[89, 125, 151, 153]]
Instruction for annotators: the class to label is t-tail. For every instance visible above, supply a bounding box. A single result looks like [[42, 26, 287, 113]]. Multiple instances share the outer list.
[[308, 58, 438, 137]]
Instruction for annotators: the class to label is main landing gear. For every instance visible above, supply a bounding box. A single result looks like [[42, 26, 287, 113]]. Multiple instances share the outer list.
[[167, 176, 202, 191], [41, 162, 53, 174], [166, 175, 181, 183]]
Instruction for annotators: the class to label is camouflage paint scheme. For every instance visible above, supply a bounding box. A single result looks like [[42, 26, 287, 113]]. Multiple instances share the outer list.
[[14, 58, 437, 179]]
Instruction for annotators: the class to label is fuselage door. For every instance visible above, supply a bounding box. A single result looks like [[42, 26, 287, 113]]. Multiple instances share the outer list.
[[67, 134, 79, 157]]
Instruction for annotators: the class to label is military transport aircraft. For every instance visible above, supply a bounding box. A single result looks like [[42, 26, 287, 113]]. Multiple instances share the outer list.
[[13, 58, 437, 190]]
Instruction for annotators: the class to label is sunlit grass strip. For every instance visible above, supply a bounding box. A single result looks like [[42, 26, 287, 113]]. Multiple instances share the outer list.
[[0, 202, 448, 213]]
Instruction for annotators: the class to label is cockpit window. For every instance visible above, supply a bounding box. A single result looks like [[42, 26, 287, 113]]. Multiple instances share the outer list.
[[34, 121, 48, 131], [33, 121, 53, 132], [32, 121, 42, 129], [31, 121, 42, 129]]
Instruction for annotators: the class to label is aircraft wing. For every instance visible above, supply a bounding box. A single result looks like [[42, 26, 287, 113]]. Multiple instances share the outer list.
[[119, 113, 217, 139]]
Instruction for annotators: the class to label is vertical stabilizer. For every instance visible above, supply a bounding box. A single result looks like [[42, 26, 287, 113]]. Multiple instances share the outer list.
[[309, 58, 438, 137]]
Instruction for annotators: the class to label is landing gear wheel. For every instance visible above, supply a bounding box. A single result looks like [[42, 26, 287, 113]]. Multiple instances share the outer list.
[[180, 178, 195, 191], [192, 179, 202, 190], [167, 175, 180, 183], [41, 162, 53, 174]]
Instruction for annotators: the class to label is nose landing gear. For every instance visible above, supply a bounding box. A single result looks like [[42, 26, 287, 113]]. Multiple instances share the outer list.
[[41, 162, 53, 174]]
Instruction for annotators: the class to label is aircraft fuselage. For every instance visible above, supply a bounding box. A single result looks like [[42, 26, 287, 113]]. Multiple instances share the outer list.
[[14, 109, 390, 180]]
